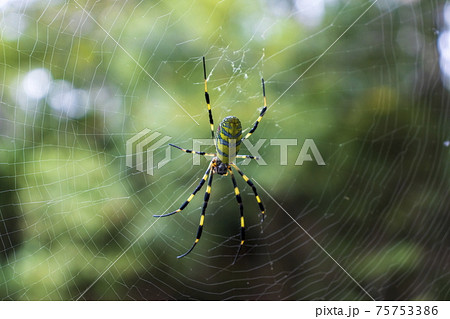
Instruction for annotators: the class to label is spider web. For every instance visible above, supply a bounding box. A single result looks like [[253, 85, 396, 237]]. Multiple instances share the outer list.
[[0, 0, 448, 301]]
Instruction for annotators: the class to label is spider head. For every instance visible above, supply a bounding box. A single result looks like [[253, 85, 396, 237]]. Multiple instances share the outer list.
[[213, 158, 229, 175]]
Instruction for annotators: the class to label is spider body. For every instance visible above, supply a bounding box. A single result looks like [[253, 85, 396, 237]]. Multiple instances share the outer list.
[[154, 57, 267, 263], [215, 115, 242, 173]]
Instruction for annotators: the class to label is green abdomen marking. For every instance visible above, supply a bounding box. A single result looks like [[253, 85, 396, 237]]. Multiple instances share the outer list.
[[216, 116, 242, 164]]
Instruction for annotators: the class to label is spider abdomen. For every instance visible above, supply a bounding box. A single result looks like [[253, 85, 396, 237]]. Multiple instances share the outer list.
[[216, 116, 242, 164]]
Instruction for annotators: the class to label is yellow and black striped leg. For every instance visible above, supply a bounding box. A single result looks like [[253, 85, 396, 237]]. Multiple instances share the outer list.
[[169, 143, 216, 157], [203, 56, 215, 142], [177, 168, 214, 259], [153, 162, 212, 218], [229, 168, 245, 265], [231, 163, 265, 222], [243, 78, 267, 140], [235, 154, 260, 160]]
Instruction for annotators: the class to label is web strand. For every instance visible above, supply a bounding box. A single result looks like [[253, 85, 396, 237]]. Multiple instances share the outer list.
[[75, 179, 201, 300], [269, 0, 378, 109], [71, 0, 199, 125], [253, 179, 376, 301]]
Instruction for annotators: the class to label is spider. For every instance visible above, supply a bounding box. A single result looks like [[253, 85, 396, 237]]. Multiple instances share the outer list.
[[154, 57, 267, 263]]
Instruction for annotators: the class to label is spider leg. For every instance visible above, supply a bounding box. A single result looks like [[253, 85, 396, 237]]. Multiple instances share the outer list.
[[243, 78, 267, 140], [230, 163, 265, 222], [177, 167, 214, 259], [235, 154, 260, 160], [203, 56, 216, 143], [229, 167, 245, 265], [153, 161, 212, 218], [169, 143, 216, 157]]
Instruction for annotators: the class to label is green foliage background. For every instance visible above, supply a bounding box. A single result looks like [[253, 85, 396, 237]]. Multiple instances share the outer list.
[[0, 0, 448, 300]]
